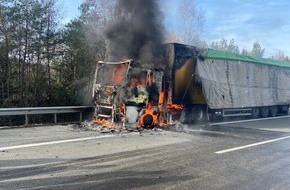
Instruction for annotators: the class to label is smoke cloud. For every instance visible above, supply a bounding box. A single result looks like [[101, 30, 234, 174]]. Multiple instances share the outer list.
[[105, 0, 164, 64]]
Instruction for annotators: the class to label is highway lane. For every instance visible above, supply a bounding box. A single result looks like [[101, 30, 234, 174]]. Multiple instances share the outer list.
[[0, 117, 289, 190], [209, 113, 290, 132]]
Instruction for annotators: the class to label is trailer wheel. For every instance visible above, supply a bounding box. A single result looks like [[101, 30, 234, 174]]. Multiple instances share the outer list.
[[180, 106, 206, 124], [180, 109, 190, 124], [269, 106, 278, 117], [251, 108, 260, 118], [260, 107, 269, 118], [192, 106, 206, 124]]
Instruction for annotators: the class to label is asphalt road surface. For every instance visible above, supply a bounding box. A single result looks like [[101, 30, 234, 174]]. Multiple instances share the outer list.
[[0, 116, 289, 190]]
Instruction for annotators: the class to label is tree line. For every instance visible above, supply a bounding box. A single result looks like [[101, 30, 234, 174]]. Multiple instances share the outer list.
[[0, 0, 289, 109], [0, 0, 108, 108]]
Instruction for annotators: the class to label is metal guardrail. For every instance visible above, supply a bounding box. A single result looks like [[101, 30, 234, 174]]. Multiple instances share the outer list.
[[0, 106, 94, 126]]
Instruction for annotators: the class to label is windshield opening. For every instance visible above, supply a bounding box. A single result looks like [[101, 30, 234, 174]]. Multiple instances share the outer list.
[[96, 63, 129, 86]]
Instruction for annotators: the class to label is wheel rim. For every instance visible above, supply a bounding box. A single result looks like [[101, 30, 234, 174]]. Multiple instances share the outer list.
[[180, 110, 188, 124], [193, 107, 205, 123], [194, 109, 204, 121]]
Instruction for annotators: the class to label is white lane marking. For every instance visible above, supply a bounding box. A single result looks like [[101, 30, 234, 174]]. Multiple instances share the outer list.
[[215, 135, 290, 154], [0, 135, 116, 151], [211, 115, 290, 126]]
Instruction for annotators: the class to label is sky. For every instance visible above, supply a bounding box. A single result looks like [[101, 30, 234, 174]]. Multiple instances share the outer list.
[[61, 0, 290, 57], [197, 0, 290, 57]]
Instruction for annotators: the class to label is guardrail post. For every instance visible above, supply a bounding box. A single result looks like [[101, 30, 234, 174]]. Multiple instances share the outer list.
[[79, 112, 83, 122], [54, 114, 57, 123], [25, 115, 29, 125]]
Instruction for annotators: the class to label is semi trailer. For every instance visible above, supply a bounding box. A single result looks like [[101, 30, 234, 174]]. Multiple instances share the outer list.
[[93, 43, 290, 128]]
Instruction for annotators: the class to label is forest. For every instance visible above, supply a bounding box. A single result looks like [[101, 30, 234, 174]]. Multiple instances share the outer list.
[[1, 0, 289, 109]]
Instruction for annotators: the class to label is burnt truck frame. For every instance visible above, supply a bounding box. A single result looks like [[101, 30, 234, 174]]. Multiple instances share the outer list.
[[93, 59, 165, 128], [93, 43, 290, 128]]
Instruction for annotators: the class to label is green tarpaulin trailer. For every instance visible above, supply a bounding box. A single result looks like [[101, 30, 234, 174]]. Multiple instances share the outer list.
[[198, 48, 290, 109]]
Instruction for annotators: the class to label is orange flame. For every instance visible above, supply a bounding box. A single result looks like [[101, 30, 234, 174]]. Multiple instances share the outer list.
[[113, 64, 127, 85], [129, 73, 147, 87], [138, 102, 159, 128], [92, 117, 109, 126], [92, 117, 123, 129], [106, 87, 111, 93]]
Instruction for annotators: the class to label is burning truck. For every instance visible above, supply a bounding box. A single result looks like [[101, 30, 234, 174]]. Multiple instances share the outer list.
[[92, 59, 166, 129], [93, 43, 290, 129]]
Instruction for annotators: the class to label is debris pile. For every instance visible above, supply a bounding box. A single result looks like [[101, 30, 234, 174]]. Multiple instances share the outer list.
[[73, 121, 166, 134]]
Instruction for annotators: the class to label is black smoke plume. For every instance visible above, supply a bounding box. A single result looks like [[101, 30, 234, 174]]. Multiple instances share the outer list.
[[105, 0, 164, 64]]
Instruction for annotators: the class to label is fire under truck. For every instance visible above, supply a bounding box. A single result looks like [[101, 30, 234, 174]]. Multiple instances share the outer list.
[[93, 43, 290, 129]]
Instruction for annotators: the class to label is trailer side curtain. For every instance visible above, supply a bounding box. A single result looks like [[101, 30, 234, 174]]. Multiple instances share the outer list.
[[196, 58, 290, 109]]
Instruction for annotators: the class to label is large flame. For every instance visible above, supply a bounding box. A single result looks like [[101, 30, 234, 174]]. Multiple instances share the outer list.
[[113, 63, 127, 85], [138, 102, 158, 128]]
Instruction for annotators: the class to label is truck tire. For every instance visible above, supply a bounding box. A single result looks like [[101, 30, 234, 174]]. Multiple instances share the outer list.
[[192, 106, 206, 124], [180, 106, 206, 124], [269, 106, 278, 117], [180, 110, 187, 124], [278, 105, 289, 115], [260, 107, 269, 118], [251, 108, 260, 118]]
